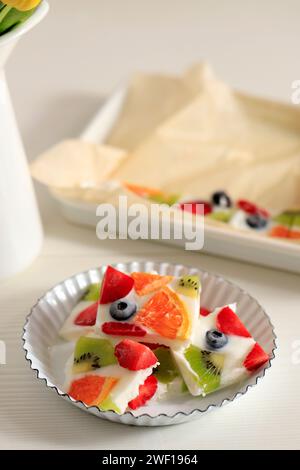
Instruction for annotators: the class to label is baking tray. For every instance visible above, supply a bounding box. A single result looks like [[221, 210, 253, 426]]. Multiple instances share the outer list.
[[51, 85, 300, 274]]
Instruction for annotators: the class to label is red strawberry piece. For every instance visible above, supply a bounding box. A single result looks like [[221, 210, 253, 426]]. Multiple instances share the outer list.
[[74, 302, 98, 326], [180, 200, 212, 216], [99, 266, 134, 304], [141, 342, 167, 350], [216, 306, 251, 338], [237, 199, 258, 215], [128, 375, 158, 410], [102, 322, 147, 337], [114, 339, 157, 371], [200, 307, 211, 317], [243, 343, 269, 371]]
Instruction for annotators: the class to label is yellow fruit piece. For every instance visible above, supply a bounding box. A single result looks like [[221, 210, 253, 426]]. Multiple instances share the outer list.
[[3, 0, 41, 12]]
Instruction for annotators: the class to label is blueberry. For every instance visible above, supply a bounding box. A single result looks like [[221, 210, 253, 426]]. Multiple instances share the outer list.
[[109, 299, 137, 321], [206, 329, 228, 349], [211, 191, 232, 208], [246, 214, 267, 229]]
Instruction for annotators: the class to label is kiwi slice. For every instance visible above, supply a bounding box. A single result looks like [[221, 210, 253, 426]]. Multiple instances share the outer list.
[[100, 397, 121, 414], [82, 283, 101, 301], [73, 336, 116, 374], [208, 210, 234, 223], [184, 345, 224, 394], [176, 275, 200, 298], [149, 193, 180, 206], [154, 347, 179, 384]]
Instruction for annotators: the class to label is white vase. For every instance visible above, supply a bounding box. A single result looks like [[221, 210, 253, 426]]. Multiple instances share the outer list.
[[0, 2, 49, 280]]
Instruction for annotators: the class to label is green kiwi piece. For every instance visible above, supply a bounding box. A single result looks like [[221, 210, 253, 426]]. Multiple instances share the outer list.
[[184, 345, 223, 394], [208, 209, 234, 223], [154, 347, 179, 384], [73, 336, 116, 374], [82, 283, 101, 301], [100, 397, 121, 414], [176, 275, 200, 298], [272, 211, 297, 228], [149, 193, 180, 206]]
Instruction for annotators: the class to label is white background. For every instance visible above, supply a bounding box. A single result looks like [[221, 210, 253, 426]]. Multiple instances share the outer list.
[[0, 0, 300, 450]]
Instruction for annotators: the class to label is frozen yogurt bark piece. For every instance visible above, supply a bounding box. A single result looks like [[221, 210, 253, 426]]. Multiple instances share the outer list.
[[173, 304, 269, 396], [65, 336, 159, 414], [59, 284, 100, 341], [96, 266, 201, 350]]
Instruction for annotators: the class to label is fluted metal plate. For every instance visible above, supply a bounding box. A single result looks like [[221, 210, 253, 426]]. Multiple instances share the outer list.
[[23, 261, 276, 426]]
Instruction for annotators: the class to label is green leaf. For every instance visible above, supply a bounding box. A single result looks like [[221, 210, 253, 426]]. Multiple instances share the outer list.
[[0, 6, 36, 36]]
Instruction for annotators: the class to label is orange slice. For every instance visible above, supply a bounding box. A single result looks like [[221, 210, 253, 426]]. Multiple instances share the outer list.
[[125, 183, 162, 198], [69, 376, 118, 406], [132, 272, 173, 296], [135, 286, 191, 340]]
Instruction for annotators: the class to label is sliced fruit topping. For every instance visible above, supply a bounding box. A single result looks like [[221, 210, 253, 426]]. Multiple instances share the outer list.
[[237, 199, 270, 218], [208, 210, 234, 223], [216, 306, 251, 338], [69, 375, 118, 406], [243, 343, 269, 371], [154, 347, 179, 384], [114, 339, 157, 371], [149, 192, 180, 206], [184, 345, 223, 394], [131, 272, 173, 296], [180, 200, 212, 216], [237, 199, 258, 215], [200, 307, 211, 317], [270, 225, 300, 239], [99, 266, 134, 304], [82, 283, 101, 301], [135, 286, 191, 340], [74, 302, 98, 326], [246, 214, 268, 229], [269, 225, 291, 238], [109, 299, 137, 321], [102, 322, 147, 337], [73, 336, 116, 374], [128, 375, 158, 410], [175, 275, 200, 298], [272, 211, 295, 227], [211, 190, 232, 208], [100, 397, 121, 414], [206, 329, 228, 350], [125, 183, 162, 198]]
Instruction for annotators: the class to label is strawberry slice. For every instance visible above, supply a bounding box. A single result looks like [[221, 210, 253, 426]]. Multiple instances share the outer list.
[[128, 375, 158, 410], [237, 199, 270, 218], [243, 343, 269, 371], [200, 307, 211, 317], [74, 302, 98, 326], [216, 306, 251, 338], [102, 322, 146, 337], [114, 339, 157, 371], [237, 199, 258, 215], [180, 200, 212, 216], [99, 266, 134, 304]]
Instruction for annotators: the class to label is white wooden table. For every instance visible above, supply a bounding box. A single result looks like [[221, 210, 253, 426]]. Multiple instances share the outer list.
[[1, 0, 300, 450]]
